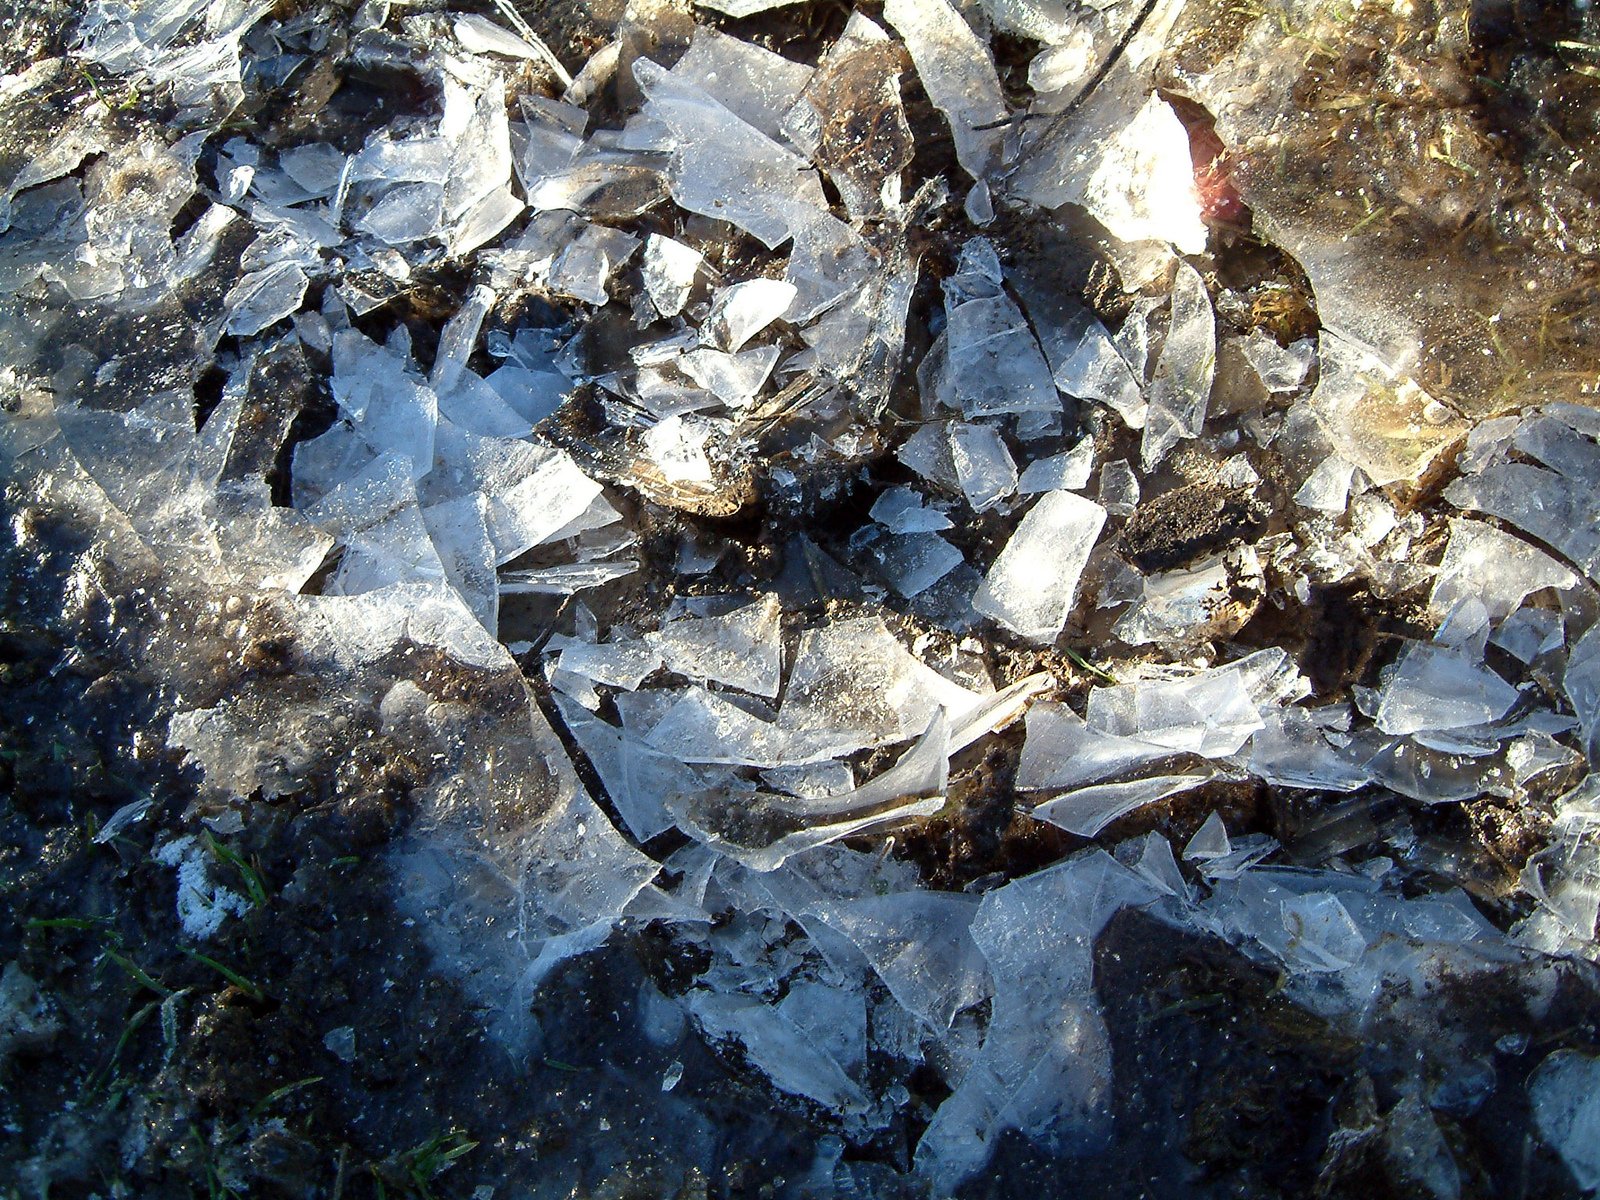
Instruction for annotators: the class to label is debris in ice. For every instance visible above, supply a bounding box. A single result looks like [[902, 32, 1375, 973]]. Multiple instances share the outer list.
[[668, 711, 950, 871], [973, 490, 1107, 643], [1308, 332, 1467, 487]]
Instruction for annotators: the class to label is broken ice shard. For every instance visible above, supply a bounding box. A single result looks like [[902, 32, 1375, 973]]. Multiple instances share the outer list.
[[1140, 260, 1214, 470], [973, 490, 1107, 643], [1031, 773, 1213, 838], [642, 233, 702, 317], [883, 0, 1009, 182], [1528, 1050, 1600, 1192], [648, 595, 784, 699], [949, 422, 1018, 512], [1373, 642, 1520, 737], [704, 278, 796, 352]]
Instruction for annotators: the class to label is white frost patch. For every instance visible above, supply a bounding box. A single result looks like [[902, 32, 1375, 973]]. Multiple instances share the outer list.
[[154, 835, 250, 940]]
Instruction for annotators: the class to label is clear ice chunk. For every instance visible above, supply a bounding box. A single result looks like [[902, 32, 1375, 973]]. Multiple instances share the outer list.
[[871, 486, 953, 533], [1031, 772, 1213, 838], [1140, 261, 1215, 471], [1183, 811, 1231, 861], [1373, 642, 1521, 737], [1528, 1051, 1600, 1193], [649, 595, 784, 699], [223, 262, 309, 337], [679, 346, 780, 409], [1018, 437, 1094, 494], [1430, 519, 1577, 626], [1446, 461, 1600, 582], [633, 58, 830, 250], [1241, 330, 1314, 393], [642, 233, 703, 318], [883, 0, 1009, 181], [1098, 459, 1139, 517], [973, 490, 1107, 643], [949, 422, 1018, 512], [670, 26, 815, 144], [865, 531, 966, 599], [703, 279, 797, 352], [940, 287, 1061, 418]]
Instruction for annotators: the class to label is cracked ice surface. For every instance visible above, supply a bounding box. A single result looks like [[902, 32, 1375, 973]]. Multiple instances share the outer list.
[[4, 0, 1600, 1192]]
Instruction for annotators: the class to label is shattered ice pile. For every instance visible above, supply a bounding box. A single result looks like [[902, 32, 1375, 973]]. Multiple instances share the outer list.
[[4, 0, 1600, 1192]]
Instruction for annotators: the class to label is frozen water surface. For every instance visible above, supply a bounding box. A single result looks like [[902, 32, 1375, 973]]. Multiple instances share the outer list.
[[2, 0, 1599, 1194]]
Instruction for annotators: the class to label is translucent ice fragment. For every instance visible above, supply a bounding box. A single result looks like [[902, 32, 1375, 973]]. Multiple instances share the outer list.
[[649, 595, 784, 699], [679, 346, 780, 409], [430, 284, 495, 393], [670, 26, 815, 143], [1018, 437, 1094, 493], [1309, 331, 1467, 487], [633, 58, 829, 249], [668, 711, 950, 870], [704, 279, 796, 351], [1445, 462, 1600, 582], [1098, 459, 1139, 516], [1183, 811, 1231, 861], [1241, 330, 1314, 392], [871, 486, 953, 533], [916, 851, 1158, 1185], [897, 422, 960, 490], [1140, 261, 1214, 471], [552, 636, 663, 690], [1528, 1051, 1600, 1193], [223, 262, 309, 337], [813, 891, 992, 1029], [883, 0, 1009, 181], [949, 422, 1018, 512], [688, 989, 869, 1112], [1373, 642, 1520, 736], [941, 292, 1060, 417], [642, 233, 702, 317], [1013, 89, 1205, 256], [556, 696, 697, 842], [973, 490, 1107, 642], [779, 618, 985, 759], [1430, 519, 1577, 626], [1017, 702, 1171, 792], [1031, 773, 1212, 838], [869, 531, 965, 598], [640, 414, 718, 486]]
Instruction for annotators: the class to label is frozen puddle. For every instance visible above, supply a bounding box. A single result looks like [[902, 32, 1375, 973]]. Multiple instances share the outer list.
[[3, 0, 1600, 1193]]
